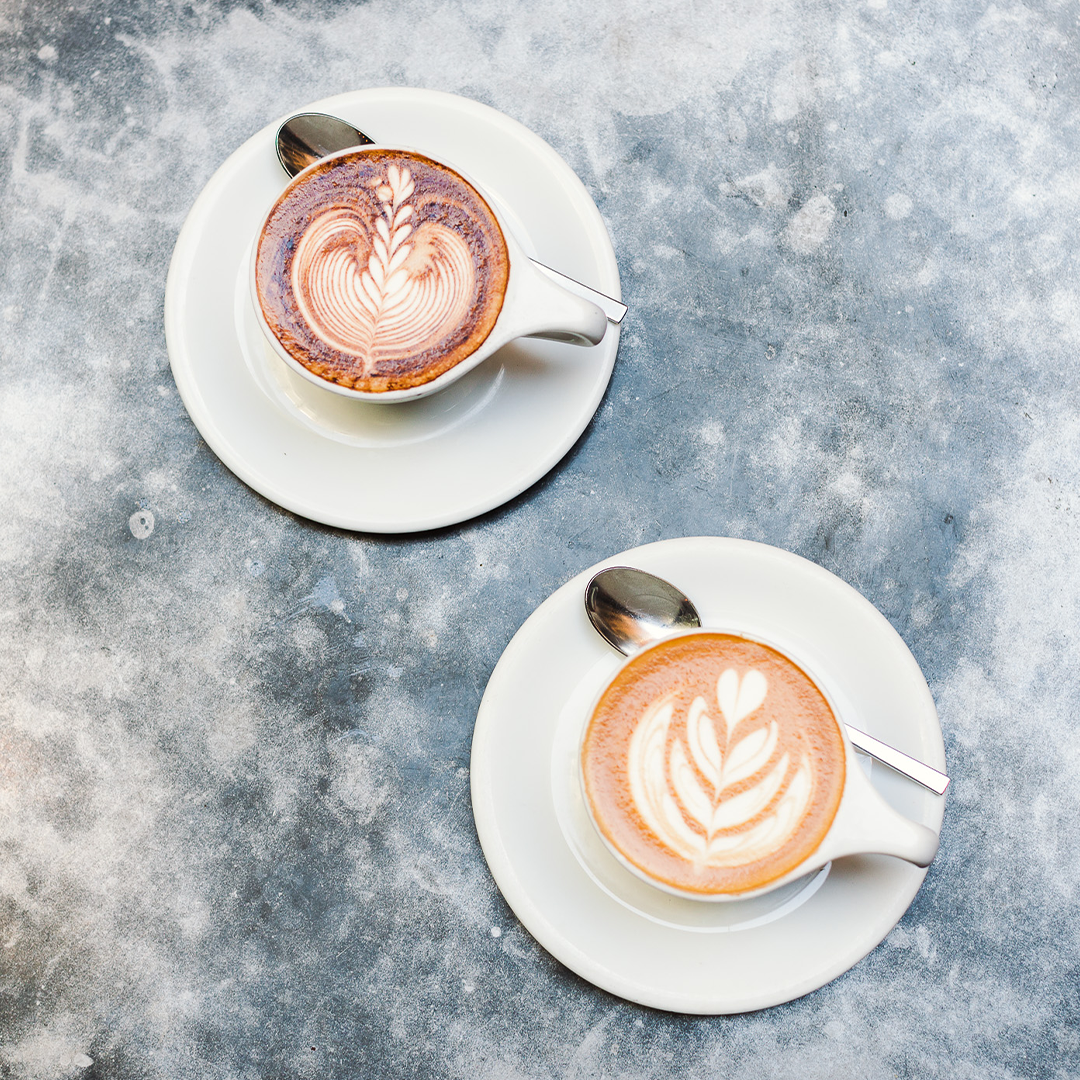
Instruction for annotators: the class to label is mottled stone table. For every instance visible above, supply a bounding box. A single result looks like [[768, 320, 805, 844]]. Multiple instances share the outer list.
[[2, 1, 1077, 1076]]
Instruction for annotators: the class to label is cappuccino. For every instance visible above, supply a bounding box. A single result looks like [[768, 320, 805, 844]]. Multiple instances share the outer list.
[[581, 633, 846, 896], [254, 148, 510, 393]]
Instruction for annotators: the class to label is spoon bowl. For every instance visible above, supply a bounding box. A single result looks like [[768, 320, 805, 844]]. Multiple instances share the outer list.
[[585, 566, 699, 655], [276, 111, 373, 177]]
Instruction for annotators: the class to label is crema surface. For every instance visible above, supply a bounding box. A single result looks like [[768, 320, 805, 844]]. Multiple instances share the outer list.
[[582, 634, 846, 895], [255, 149, 510, 392]]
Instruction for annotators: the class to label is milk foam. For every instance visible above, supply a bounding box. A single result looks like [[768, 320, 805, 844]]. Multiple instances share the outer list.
[[626, 669, 812, 867], [292, 165, 475, 373], [255, 149, 509, 393]]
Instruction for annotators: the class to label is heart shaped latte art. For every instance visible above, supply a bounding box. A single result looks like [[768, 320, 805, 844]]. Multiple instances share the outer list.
[[255, 150, 510, 393], [292, 166, 474, 370]]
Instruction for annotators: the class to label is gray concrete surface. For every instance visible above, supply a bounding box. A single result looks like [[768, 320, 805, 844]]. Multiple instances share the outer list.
[[1, 1, 1078, 1076]]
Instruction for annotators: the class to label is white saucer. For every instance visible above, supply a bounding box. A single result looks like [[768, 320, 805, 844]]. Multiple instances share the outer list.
[[164, 89, 621, 533], [470, 537, 947, 1014]]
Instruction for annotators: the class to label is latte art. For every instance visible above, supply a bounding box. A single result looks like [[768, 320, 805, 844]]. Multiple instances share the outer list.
[[582, 634, 846, 895], [255, 150, 509, 393], [629, 670, 814, 868], [291, 165, 473, 363]]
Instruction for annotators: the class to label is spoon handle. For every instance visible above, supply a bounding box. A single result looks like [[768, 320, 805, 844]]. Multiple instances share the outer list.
[[532, 262, 628, 324], [845, 724, 950, 794]]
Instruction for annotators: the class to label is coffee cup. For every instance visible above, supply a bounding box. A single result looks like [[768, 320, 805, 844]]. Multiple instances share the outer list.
[[578, 629, 939, 902], [250, 145, 608, 404]]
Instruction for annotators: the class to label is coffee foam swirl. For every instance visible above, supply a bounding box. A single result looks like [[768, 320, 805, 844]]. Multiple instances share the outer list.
[[255, 150, 509, 393], [582, 634, 846, 895], [292, 166, 474, 363], [627, 670, 813, 867]]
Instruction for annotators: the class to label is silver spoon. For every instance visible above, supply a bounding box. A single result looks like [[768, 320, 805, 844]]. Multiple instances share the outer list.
[[274, 112, 628, 325], [585, 565, 950, 795]]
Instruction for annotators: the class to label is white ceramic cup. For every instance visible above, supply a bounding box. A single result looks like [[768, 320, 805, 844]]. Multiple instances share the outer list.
[[250, 145, 608, 404], [578, 628, 940, 903]]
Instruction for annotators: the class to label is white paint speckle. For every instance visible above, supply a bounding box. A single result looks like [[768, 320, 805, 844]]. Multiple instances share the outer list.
[[308, 576, 349, 619], [36, 44, 57, 63], [916, 924, 935, 960], [830, 470, 862, 498], [128, 510, 154, 539], [728, 163, 792, 209], [698, 420, 724, 449], [916, 259, 939, 287], [885, 192, 914, 219], [785, 195, 837, 253], [490, 927, 501, 938]]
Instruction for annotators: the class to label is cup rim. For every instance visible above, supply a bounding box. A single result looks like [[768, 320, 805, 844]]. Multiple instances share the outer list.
[[577, 626, 853, 903], [249, 143, 519, 405]]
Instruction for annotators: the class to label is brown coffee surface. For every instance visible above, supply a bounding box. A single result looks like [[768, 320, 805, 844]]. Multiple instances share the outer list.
[[255, 149, 509, 392], [582, 633, 846, 895]]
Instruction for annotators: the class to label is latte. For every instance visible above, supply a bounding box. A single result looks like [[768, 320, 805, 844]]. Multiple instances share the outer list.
[[581, 633, 846, 896], [254, 148, 510, 393]]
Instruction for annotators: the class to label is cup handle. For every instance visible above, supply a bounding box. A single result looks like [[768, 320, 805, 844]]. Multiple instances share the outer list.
[[819, 764, 940, 868], [507, 261, 608, 346]]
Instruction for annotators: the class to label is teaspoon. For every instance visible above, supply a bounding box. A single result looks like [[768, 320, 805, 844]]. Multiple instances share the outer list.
[[274, 112, 628, 325], [585, 565, 950, 794]]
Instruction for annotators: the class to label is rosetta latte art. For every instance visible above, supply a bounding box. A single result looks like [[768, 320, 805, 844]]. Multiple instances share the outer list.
[[255, 149, 510, 393], [292, 165, 474, 371], [628, 669, 812, 867]]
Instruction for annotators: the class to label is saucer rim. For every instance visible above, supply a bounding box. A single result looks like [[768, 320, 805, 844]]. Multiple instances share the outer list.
[[164, 87, 621, 533], [471, 536, 946, 1014]]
